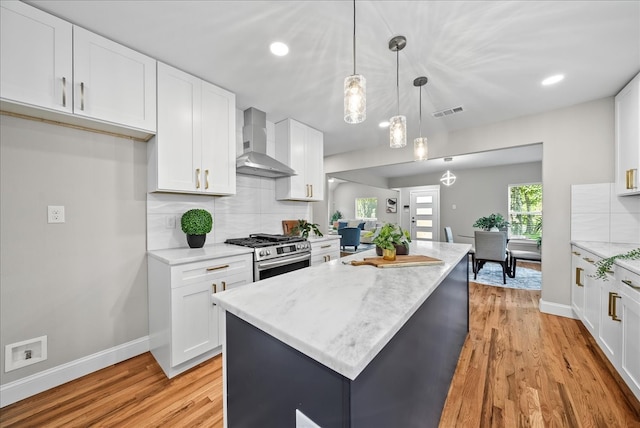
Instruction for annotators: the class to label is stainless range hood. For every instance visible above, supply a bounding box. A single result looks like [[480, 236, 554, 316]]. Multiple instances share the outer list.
[[236, 108, 296, 178]]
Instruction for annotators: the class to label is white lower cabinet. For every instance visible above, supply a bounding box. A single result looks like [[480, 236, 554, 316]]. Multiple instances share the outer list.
[[310, 237, 340, 266], [571, 245, 640, 401], [148, 252, 252, 378]]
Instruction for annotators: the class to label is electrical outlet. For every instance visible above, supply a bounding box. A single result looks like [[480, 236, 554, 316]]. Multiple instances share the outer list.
[[165, 215, 176, 229], [5, 336, 47, 372], [47, 206, 65, 223]]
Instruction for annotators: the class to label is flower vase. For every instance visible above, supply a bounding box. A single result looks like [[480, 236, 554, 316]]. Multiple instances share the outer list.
[[382, 248, 396, 261]]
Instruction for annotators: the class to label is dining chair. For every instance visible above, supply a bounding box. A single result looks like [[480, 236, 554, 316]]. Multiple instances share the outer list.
[[444, 226, 476, 271], [473, 231, 508, 284]]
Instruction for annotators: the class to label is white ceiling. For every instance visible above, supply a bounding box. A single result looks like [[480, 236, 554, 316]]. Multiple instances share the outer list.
[[26, 1, 639, 174]]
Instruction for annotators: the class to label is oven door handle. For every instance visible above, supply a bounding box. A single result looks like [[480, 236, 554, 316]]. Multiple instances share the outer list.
[[257, 253, 311, 270]]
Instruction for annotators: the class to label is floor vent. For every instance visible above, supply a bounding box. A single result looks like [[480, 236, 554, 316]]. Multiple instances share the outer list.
[[432, 106, 464, 118]]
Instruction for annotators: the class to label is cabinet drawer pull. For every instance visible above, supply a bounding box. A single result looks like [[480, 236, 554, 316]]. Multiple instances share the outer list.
[[80, 82, 85, 111], [622, 279, 640, 290], [212, 283, 217, 293], [575, 267, 584, 287], [582, 257, 595, 263], [62, 77, 67, 107], [205, 169, 210, 190], [572, 251, 581, 256], [206, 264, 229, 272], [310, 184, 313, 198], [196, 168, 201, 189], [321, 245, 331, 249], [222, 281, 226, 291], [630, 169, 637, 190]]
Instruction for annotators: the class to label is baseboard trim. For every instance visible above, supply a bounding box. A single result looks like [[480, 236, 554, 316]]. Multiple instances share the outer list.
[[539, 299, 577, 319], [0, 336, 149, 408]]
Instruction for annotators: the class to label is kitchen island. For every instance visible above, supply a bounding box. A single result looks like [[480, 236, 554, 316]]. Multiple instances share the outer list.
[[212, 241, 471, 427]]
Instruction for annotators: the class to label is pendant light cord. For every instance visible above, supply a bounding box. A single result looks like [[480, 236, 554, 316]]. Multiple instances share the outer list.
[[396, 51, 400, 116], [353, 0, 356, 75], [419, 86, 422, 137]]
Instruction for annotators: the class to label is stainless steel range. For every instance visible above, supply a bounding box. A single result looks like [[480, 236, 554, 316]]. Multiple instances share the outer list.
[[225, 234, 311, 281]]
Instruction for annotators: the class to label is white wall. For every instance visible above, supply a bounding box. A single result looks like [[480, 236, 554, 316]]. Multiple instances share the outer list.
[[0, 115, 148, 385], [330, 181, 399, 224], [325, 97, 615, 312]]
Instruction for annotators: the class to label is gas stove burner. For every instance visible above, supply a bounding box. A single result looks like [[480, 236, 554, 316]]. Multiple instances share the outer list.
[[225, 233, 305, 248], [250, 233, 305, 243]]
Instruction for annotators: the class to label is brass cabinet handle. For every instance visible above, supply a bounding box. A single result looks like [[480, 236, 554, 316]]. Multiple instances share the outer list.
[[310, 184, 313, 198], [321, 245, 331, 249], [212, 283, 217, 293], [196, 168, 201, 189], [306, 184, 310, 198], [630, 169, 637, 190], [62, 77, 67, 107], [205, 169, 210, 190], [622, 279, 640, 290], [626, 170, 631, 190], [609, 292, 622, 322], [575, 267, 584, 287], [608, 291, 614, 316], [222, 281, 226, 291], [572, 251, 581, 256], [80, 82, 85, 111], [206, 264, 229, 272], [583, 257, 595, 263]]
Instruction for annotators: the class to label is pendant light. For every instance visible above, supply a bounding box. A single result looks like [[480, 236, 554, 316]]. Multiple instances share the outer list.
[[344, 0, 365, 124], [389, 36, 407, 148], [413, 76, 428, 161]]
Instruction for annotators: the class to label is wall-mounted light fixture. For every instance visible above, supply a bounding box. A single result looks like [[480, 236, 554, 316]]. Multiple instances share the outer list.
[[389, 35, 407, 148], [440, 170, 457, 186], [344, 0, 365, 124]]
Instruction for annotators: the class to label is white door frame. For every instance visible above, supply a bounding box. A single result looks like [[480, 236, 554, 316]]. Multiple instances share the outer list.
[[409, 187, 440, 242]]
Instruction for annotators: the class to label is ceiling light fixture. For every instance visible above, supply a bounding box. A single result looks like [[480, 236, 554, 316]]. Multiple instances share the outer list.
[[389, 35, 407, 148], [270, 42, 289, 56], [413, 76, 428, 161], [379, 121, 390, 128], [542, 74, 564, 86], [440, 170, 457, 186], [344, 0, 365, 124]]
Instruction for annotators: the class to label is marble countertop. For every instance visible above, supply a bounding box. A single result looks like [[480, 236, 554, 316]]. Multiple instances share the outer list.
[[148, 243, 254, 265], [571, 241, 640, 275], [212, 241, 471, 380], [307, 234, 341, 243]]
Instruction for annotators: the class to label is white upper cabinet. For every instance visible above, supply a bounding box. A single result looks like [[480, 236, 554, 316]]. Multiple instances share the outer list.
[[0, 1, 72, 113], [275, 118, 324, 201], [0, 1, 156, 138], [615, 72, 640, 196], [72, 27, 156, 132], [150, 62, 235, 195]]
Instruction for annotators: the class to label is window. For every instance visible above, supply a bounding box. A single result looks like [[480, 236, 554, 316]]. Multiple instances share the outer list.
[[508, 183, 542, 239], [355, 197, 377, 220]]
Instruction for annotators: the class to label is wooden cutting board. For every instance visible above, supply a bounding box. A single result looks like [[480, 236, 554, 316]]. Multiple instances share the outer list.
[[349, 255, 444, 268]]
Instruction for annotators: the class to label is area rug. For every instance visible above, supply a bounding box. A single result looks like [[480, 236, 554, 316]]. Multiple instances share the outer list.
[[469, 262, 541, 290], [340, 243, 375, 256]]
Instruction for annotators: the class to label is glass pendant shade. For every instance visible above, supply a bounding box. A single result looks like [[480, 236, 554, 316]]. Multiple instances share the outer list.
[[414, 137, 428, 161], [344, 74, 366, 124], [389, 115, 407, 148]]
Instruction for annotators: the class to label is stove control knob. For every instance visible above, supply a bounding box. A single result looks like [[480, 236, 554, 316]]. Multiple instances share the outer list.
[[259, 250, 265, 256], [266, 250, 271, 255], [296, 244, 301, 249]]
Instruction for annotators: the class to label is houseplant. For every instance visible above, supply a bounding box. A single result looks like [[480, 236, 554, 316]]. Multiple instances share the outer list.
[[292, 219, 323, 239], [370, 223, 411, 260], [592, 248, 640, 281], [330, 210, 343, 224], [181, 209, 213, 248], [473, 213, 509, 231]]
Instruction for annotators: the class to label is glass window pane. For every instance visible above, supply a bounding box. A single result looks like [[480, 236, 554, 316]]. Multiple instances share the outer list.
[[416, 196, 433, 203], [416, 220, 432, 227], [416, 208, 433, 215], [355, 197, 377, 219], [416, 231, 433, 239]]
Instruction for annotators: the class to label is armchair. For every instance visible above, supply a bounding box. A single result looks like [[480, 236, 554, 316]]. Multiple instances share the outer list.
[[338, 227, 361, 251]]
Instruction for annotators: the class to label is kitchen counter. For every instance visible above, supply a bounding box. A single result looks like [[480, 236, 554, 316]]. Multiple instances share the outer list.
[[214, 241, 471, 427], [571, 241, 640, 275], [147, 243, 253, 265], [306, 234, 341, 243]]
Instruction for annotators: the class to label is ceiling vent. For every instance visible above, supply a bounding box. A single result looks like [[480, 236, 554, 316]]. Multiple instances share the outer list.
[[432, 106, 464, 118]]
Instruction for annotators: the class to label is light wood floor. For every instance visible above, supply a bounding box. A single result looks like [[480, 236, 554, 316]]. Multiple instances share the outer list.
[[2, 264, 639, 427]]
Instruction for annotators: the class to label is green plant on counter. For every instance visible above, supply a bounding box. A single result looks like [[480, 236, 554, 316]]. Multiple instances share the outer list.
[[473, 213, 509, 231], [370, 223, 411, 251], [292, 219, 323, 239], [592, 248, 640, 281], [180, 209, 213, 235]]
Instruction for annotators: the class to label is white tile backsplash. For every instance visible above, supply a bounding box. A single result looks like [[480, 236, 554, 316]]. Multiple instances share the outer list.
[[571, 183, 640, 244]]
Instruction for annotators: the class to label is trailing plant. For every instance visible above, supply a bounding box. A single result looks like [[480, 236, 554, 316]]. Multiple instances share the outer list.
[[369, 223, 411, 251], [292, 219, 323, 239], [592, 248, 640, 281], [181, 209, 213, 235], [473, 213, 509, 231]]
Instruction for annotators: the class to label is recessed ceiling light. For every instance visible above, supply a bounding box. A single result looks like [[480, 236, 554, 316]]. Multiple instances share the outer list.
[[541, 74, 564, 86], [379, 121, 390, 128], [270, 42, 289, 56], [444, 157, 453, 162]]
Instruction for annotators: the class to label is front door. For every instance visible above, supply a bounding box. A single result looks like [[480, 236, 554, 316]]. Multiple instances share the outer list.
[[410, 190, 439, 242]]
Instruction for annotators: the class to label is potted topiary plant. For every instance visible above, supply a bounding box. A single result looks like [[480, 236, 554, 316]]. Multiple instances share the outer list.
[[369, 223, 411, 260], [292, 219, 323, 239], [181, 209, 213, 248], [473, 213, 509, 231]]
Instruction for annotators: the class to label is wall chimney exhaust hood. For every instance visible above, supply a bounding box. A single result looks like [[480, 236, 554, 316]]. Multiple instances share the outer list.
[[236, 108, 296, 178]]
